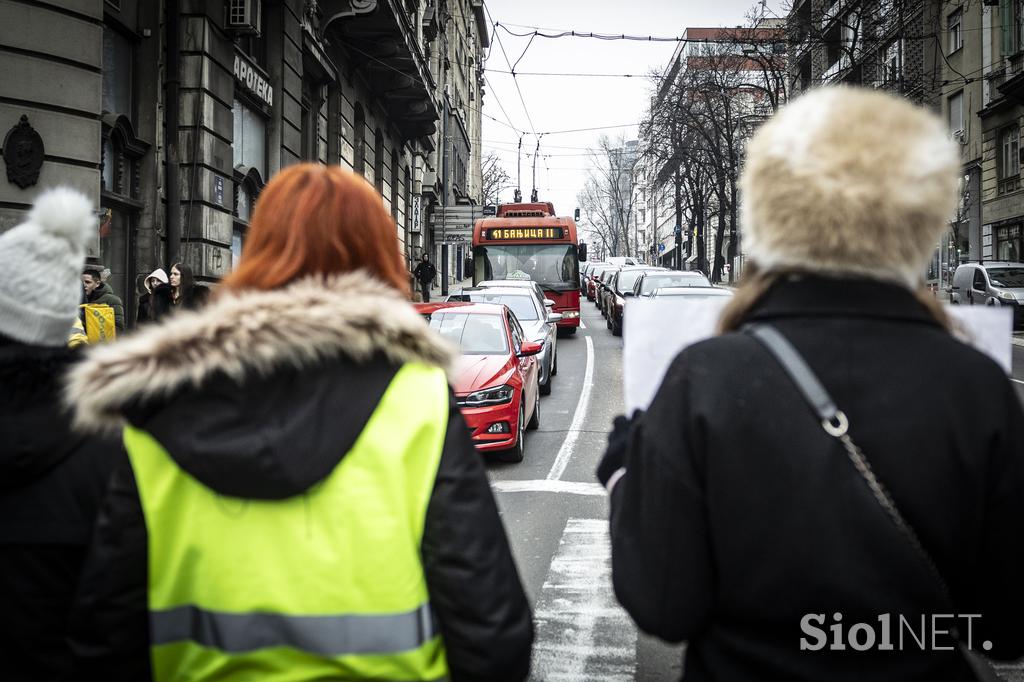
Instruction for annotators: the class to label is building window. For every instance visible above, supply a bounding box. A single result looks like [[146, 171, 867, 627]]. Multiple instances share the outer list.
[[391, 148, 401, 223], [1002, 0, 1021, 55], [948, 91, 963, 133], [948, 9, 962, 53], [232, 166, 264, 268], [999, 127, 1021, 194], [374, 129, 384, 195], [353, 104, 366, 175], [996, 224, 1022, 260], [102, 26, 133, 116], [233, 98, 267, 178]]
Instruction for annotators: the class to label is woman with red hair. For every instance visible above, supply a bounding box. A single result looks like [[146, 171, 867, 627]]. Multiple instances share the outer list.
[[66, 164, 533, 681]]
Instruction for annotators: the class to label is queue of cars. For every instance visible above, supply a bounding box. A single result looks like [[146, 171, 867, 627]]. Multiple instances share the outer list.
[[580, 260, 730, 337], [413, 280, 565, 463]]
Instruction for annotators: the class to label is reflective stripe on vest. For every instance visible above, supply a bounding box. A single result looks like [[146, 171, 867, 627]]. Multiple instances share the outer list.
[[125, 362, 451, 682], [150, 602, 437, 656]]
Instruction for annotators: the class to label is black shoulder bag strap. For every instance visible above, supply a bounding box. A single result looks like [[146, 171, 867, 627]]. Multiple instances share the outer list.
[[743, 323, 1000, 681]]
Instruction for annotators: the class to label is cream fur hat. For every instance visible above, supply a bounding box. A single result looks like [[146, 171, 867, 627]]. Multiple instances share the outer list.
[[740, 87, 959, 288]]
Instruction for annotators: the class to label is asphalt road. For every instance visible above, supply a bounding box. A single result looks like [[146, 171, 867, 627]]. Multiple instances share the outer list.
[[485, 301, 685, 681], [482, 303, 1024, 681]]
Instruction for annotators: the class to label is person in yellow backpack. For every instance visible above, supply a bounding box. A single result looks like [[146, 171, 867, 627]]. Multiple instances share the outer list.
[[66, 164, 533, 682]]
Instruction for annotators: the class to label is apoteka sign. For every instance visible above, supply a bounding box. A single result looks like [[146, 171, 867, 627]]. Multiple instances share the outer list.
[[233, 53, 273, 107]]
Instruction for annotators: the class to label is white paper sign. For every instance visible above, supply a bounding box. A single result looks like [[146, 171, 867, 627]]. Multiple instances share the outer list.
[[623, 299, 1014, 413]]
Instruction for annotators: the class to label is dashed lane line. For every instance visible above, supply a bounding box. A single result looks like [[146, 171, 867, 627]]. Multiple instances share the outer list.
[[491, 480, 605, 496], [530, 518, 636, 681]]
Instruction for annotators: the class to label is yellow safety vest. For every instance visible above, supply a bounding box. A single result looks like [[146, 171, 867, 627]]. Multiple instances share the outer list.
[[125, 362, 451, 681]]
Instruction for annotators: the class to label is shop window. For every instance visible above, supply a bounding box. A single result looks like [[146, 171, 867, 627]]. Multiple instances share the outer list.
[[233, 98, 267, 178], [232, 166, 264, 269], [997, 224, 1022, 260]]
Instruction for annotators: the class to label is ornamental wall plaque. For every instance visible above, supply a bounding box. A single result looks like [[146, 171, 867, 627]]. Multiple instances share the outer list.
[[2, 115, 45, 189]]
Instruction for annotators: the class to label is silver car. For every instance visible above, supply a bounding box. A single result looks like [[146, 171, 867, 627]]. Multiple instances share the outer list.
[[445, 287, 561, 394], [950, 261, 1024, 327]]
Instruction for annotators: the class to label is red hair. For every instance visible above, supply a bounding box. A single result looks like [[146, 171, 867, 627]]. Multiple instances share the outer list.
[[222, 164, 409, 295]]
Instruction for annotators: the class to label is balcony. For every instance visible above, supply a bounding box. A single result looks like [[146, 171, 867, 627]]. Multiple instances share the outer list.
[[321, 0, 441, 142], [821, 54, 851, 82]]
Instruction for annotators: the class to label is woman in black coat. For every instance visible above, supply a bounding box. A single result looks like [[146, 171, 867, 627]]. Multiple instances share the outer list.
[[135, 268, 172, 325], [598, 87, 1024, 681]]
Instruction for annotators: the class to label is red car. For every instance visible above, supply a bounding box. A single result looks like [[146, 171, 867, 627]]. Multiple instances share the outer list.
[[415, 302, 542, 462]]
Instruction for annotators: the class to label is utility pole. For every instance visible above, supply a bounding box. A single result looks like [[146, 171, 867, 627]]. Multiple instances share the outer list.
[[515, 135, 523, 203], [530, 137, 541, 202]]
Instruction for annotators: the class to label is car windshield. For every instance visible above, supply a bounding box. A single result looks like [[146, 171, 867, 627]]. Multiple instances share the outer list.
[[640, 274, 711, 295], [618, 270, 652, 292], [987, 267, 1024, 287], [425, 312, 508, 355], [457, 293, 538, 321], [474, 244, 579, 291]]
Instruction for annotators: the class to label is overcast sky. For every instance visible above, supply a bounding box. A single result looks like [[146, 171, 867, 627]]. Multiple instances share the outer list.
[[480, 0, 784, 220]]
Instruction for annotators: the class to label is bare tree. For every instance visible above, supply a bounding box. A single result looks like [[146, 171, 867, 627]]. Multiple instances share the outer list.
[[481, 151, 512, 205], [640, 9, 787, 282], [578, 135, 641, 259]]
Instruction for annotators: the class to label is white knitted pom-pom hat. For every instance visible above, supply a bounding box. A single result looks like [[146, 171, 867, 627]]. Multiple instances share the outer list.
[[0, 187, 96, 346]]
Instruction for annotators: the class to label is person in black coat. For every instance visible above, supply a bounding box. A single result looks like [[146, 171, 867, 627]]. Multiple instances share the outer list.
[[414, 253, 437, 302], [598, 87, 1024, 681], [0, 188, 120, 680], [65, 164, 532, 682], [135, 268, 173, 325]]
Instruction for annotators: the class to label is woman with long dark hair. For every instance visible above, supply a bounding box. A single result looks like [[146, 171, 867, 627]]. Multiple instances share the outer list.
[[168, 262, 205, 310], [599, 87, 1024, 681], [67, 164, 532, 681]]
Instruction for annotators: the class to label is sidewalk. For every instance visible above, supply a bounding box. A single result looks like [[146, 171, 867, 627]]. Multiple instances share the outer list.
[[425, 276, 472, 302]]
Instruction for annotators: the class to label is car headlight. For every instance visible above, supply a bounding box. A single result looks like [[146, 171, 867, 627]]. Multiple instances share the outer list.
[[561, 311, 580, 318], [996, 290, 1016, 301], [462, 384, 514, 406]]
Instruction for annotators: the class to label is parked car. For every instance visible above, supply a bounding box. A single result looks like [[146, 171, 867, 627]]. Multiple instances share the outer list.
[[607, 266, 665, 336], [585, 263, 612, 302], [633, 271, 713, 297], [950, 261, 1024, 327], [416, 302, 541, 462], [651, 286, 735, 300], [445, 287, 560, 394]]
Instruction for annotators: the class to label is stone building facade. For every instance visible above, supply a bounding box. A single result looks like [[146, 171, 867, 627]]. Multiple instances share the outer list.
[[0, 0, 485, 323]]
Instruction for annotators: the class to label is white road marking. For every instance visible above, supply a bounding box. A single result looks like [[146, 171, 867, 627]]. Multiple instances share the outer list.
[[546, 335, 595, 481], [1012, 378, 1024, 385], [531, 518, 636, 681], [580, 320, 587, 330], [491, 480, 606, 496], [1012, 335, 1024, 347]]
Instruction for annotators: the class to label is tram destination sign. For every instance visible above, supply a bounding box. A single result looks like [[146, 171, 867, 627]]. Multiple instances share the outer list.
[[486, 227, 564, 241]]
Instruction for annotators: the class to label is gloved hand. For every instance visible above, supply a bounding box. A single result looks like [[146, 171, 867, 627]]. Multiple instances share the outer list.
[[596, 410, 643, 486]]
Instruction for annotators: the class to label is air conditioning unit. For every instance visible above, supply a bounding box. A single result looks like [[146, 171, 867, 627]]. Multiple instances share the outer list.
[[227, 0, 262, 35]]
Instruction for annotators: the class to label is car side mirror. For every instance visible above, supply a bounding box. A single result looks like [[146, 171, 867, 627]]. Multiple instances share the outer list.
[[518, 340, 543, 357], [547, 312, 563, 324], [544, 298, 555, 307]]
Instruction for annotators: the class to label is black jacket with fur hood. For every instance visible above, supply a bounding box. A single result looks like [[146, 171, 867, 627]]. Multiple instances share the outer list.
[[599, 275, 1024, 682], [64, 273, 533, 682], [0, 339, 119, 681]]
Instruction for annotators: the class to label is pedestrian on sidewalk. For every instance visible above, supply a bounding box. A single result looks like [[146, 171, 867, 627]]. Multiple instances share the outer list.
[[135, 268, 172, 325], [598, 87, 1024, 681], [168, 262, 209, 311], [0, 187, 120, 681], [66, 163, 533, 682], [82, 261, 125, 331], [414, 252, 437, 302]]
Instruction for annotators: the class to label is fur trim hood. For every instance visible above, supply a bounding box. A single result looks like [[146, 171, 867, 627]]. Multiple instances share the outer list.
[[66, 272, 455, 433], [740, 87, 959, 288]]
